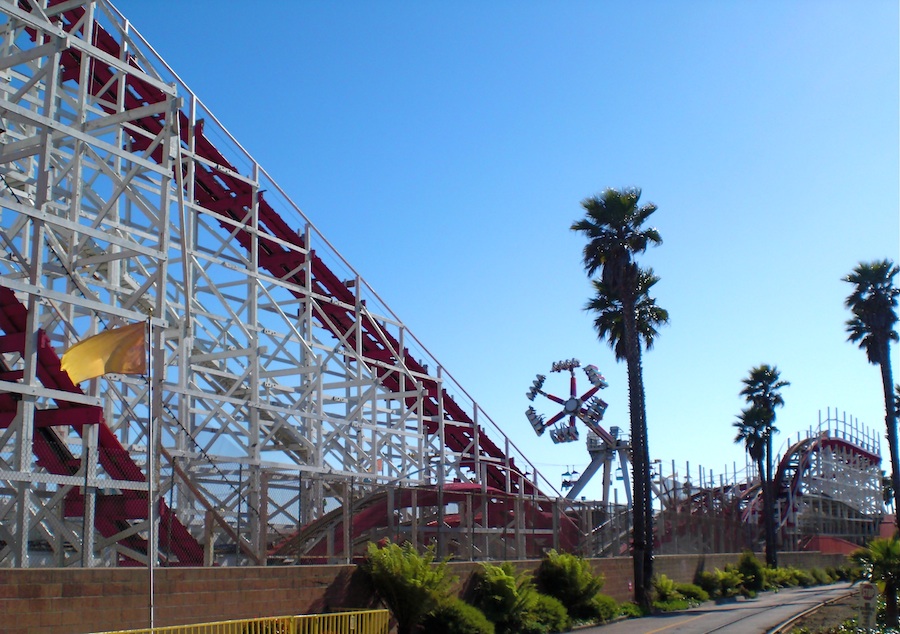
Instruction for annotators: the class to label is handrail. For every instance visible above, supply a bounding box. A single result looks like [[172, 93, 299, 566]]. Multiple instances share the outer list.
[[93, 609, 390, 634]]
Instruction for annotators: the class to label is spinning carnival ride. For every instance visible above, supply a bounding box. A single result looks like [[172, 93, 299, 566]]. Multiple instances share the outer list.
[[524, 359, 631, 505]]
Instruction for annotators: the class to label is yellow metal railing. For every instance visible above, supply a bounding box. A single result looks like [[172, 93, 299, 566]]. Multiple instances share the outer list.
[[95, 609, 390, 634], [295, 610, 389, 634]]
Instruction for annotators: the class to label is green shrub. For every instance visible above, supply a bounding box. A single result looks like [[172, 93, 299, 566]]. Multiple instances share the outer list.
[[716, 567, 745, 597], [590, 594, 619, 623], [791, 567, 816, 587], [694, 570, 720, 598], [471, 562, 539, 634], [762, 566, 782, 588], [675, 582, 709, 604], [834, 564, 856, 581], [653, 598, 692, 612], [525, 593, 571, 633], [825, 565, 854, 582], [362, 541, 456, 634], [421, 598, 495, 634], [737, 551, 766, 593], [810, 567, 833, 585], [534, 549, 605, 620], [468, 564, 572, 634], [652, 574, 683, 602], [618, 602, 645, 619]]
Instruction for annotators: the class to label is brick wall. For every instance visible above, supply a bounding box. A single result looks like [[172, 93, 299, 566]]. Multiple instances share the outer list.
[[0, 565, 377, 634], [0, 551, 849, 634]]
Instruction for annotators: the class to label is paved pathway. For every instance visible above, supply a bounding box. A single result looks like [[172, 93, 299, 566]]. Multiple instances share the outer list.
[[579, 582, 855, 634]]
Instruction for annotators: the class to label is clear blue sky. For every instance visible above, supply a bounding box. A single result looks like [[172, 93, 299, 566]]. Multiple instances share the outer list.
[[114, 1, 899, 500]]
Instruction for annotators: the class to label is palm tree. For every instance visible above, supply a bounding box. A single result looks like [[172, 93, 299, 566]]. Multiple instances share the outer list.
[[571, 187, 662, 608], [585, 268, 669, 361], [733, 404, 778, 565], [851, 536, 900, 628], [736, 364, 788, 568], [844, 260, 900, 513]]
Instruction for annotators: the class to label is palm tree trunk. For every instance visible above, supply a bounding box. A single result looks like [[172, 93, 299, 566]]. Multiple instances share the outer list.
[[886, 579, 899, 629], [635, 345, 654, 600], [764, 434, 777, 568], [879, 342, 900, 517], [623, 291, 652, 609], [756, 455, 766, 558]]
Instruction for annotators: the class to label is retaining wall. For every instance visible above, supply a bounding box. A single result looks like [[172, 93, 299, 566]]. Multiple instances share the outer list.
[[0, 551, 848, 634]]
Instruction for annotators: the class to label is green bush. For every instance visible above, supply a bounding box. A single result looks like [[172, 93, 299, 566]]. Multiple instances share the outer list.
[[652, 574, 683, 602], [834, 564, 856, 581], [763, 565, 796, 588], [824, 565, 854, 582], [534, 549, 605, 620], [810, 567, 833, 585], [762, 566, 781, 588], [618, 602, 645, 619], [471, 562, 539, 634], [694, 570, 720, 598], [653, 598, 693, 612], [716, 567, 745, 597], [653, 575, 708, 608], [781, 566, 815, 587], [674, 582, 709, 603], [525, 593, 571, 633], [362, 541, 456, 634], [737, 551, 766, 593], [421, 598, 495, 634], [590, 594, 619, 623]]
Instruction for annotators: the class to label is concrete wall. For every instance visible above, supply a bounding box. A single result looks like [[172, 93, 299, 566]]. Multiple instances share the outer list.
[[0, 552, 849, 634]]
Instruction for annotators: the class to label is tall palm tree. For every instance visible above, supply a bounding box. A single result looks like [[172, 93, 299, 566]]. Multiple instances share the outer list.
[[844, 260, 900, 514], [571, 187, 662, 608], [851, 536, 900, 628], [733, 404, 778, 565], [736, 364, 788, 567]]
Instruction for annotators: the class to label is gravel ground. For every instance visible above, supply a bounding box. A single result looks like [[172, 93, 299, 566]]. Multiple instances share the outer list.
[[785, 593, 860, 633]]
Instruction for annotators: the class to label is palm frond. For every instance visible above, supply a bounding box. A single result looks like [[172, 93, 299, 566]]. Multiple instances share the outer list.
[[571, 187, 662, 283], [584, 267, 669, 360]]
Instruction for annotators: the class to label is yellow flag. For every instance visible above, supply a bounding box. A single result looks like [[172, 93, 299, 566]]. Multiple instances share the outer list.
[[60, 322, 147, 384]]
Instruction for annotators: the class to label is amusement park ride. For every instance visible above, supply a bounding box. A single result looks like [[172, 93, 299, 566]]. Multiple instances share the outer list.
[[0, 0, 886, 568], [524, 359, 631, 505]]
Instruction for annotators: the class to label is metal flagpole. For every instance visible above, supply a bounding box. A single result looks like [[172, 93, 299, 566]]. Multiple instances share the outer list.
[[147, 318, 155, 628]]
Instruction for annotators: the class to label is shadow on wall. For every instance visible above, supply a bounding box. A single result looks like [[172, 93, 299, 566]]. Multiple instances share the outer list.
[[316, 566, 382, 614]]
